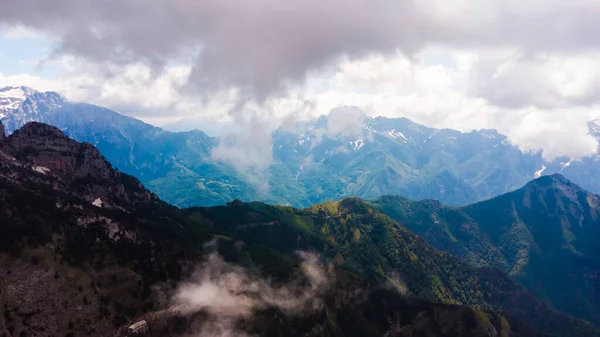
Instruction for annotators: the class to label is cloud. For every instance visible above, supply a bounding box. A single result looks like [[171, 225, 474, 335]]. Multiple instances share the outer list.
[[172, 251, 330, 337], [468, 51, 600, 109], [3, 0, 600, 162], [3, 0, 598, 99], [324, 106, 367, 139], [0, 0, 421, 99], [503, 108, 599, 160], [0, 58, 204, 125], [211, 106, 275, 192]]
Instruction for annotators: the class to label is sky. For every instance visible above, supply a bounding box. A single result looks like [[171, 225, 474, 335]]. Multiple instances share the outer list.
[[1, 0, 600, 162]]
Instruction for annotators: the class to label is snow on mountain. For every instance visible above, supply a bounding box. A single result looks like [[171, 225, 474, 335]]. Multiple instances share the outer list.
[[0, 86, 38, 117], [385, 129, 408, 142], [349, 139, 364, 150], [0, 88, 65, 135]]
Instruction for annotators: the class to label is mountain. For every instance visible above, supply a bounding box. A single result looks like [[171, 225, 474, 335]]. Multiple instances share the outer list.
[[2, 86, 600, 209], [1, 121, 598, 336], [273, 111, 542, 206], [372, 174, 600, 326], [0, 121, 210, 336], [0, 86, 274, 207]]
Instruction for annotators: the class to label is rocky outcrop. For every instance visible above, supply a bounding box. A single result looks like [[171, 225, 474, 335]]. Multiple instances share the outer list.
[[8, 122, 114, 179], [0, 120, 4, 142], [2, 122, 158, 209]]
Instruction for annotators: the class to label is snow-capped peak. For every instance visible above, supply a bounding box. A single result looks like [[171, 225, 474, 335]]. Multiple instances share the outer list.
[[0, 86, 38, 116]]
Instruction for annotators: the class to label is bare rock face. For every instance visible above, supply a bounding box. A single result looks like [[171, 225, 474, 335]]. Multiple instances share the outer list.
[[3, 122, 158, 209], [8, 122, 112, 179], [0, 120, 5, 142]]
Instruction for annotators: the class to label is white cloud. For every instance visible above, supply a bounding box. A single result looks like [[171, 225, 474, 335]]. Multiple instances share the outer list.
[[502, 108, 600, 160], [2, 25, 46, 40], [2, 0, 600, 167], [174, 251, 329, 336]]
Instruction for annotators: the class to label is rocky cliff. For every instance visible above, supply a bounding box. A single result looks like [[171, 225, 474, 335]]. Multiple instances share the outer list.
[[3, 122, 158, 210]]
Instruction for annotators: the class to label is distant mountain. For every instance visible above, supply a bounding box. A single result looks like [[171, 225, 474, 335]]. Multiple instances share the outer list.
[[2, 86, 600, 209], [372, 174, 600, 326], [0, 86, 271, 207], [1, 121, 598, 336]]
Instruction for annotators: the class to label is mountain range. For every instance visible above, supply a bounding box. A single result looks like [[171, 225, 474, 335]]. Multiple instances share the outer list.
[[2, 120, 600, 336], [372, 175, 600, 326], [2, 85, 600, 209]]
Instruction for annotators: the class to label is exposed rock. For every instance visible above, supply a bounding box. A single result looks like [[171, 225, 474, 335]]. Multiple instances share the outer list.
[[3, 122, 158, 209], [0, 120, 4, 142]]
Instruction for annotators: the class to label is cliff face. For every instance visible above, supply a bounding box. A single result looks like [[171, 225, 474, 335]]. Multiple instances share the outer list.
[[3, 122, 158, 210], [0, 120, 5, 142]]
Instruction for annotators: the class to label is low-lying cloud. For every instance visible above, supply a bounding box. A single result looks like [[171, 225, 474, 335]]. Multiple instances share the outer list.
[[173, 251, 330, 337], [211, 107, 274, 193]]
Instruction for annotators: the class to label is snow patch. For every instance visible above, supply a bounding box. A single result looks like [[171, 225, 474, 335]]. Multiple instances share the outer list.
[[385, 129, 408, 142], [0, 86, 34, 113], [349, 139, 364, 150], [297, 133, 312, 146], [92, 198, 103, 207], [425, 130, 440, 142], [0, 87, 27, 100], [534, 165, 546, 178], [32, 166, 50, 174]]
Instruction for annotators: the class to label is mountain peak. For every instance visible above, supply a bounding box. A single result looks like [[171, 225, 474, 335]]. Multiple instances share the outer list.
[[527, 172, 572, 189], [0, 85, 38, 95], [548, 172, 568, 181], [0, 86, 39, 115], [520, 173, 596, 208], [4, 121, 157, 209], [14, 121, 69, 139]]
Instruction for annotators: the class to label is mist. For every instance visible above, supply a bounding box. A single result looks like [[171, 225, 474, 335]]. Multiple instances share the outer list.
[[172, 251, 331, 337]]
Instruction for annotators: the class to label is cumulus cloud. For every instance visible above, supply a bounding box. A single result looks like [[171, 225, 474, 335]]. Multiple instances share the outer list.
[[0, 58, 202, 125], [468, 52, 600, 109], [172, 251, 330, 337], [503, 109, 599, 160], [3, 0, 600, 99]]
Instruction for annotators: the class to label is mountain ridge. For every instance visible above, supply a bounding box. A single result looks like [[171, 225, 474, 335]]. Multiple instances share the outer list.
[[1, 120, 599, 336], [372, 173, 600, 326], [2, 87, 600, 210]]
